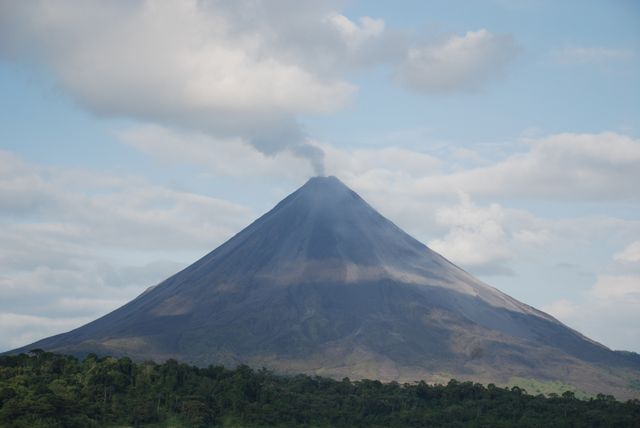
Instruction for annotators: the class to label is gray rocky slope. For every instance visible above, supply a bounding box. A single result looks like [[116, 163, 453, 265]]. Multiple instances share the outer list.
[[11, 177, 640, 398]]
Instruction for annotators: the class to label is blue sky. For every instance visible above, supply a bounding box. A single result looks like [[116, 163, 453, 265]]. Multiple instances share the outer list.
[[0, 0, 639, 353]]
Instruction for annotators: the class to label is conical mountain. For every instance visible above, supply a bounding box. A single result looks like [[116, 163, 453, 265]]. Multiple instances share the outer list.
[[12, 177, 640, 398]]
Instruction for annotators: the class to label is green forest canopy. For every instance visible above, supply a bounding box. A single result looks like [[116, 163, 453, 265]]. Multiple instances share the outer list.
[[1, 350, 639, 427]]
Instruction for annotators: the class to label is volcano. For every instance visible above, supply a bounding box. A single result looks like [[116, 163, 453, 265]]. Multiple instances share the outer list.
[[12, 176, 640, 398]]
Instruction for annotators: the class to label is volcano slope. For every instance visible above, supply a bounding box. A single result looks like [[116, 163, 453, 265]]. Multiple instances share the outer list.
[[11, 176, 640, 398]]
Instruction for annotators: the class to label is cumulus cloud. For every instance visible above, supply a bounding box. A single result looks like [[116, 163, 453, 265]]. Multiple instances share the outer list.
[[397, 29, 519, 93], [327, 13, 384, 46], [0, 1, 522, 173], [119, 125, 447, 188], [0, 150, 255, 252], [591, 275, 640, 300], [321, 142, 442, 178], [417, 193, 551, 275], [542, 299, 579, 320], [0, 1, 356, 112], [428, 194, 511, 267], [544, 274, 640, 353], [326, 132, 640, 203], [401, 132, 640, 201], [543, 242, 640, 353], [118, 125, 313, 180], [0, 0, 369, 173]]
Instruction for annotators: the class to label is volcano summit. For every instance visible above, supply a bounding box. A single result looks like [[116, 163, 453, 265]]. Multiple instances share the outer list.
[[12, 176, 640, 398]]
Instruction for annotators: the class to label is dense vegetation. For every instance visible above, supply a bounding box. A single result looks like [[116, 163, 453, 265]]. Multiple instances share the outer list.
[[1, 351, 639, 427]]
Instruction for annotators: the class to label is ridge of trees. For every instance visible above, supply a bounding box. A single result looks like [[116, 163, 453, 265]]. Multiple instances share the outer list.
[[1, 350, 639, 427]]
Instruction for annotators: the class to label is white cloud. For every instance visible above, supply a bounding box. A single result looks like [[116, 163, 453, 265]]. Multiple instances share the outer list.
[[398, 29, 518, 93], [404, 132, 640, 201], [543, 243, 640, 353], [344, 132, 640, 201], [513, 229, 551, 246], [0, 150, 253, 252], [544, 275, 640, 352], [2, 1, 356, 115], [118, 125, 313, 180], [428, 194, 511, 267], [322, 143, 442, 178], [614, 241, 640, 264], [419, 193, 550, 275], [0, 2, 522, 173], [553, 46, 634, 64], [591, 275, 640, 300], [0, 151, 55, 216], [0, 0, 366, 173], [542, 299, 579, 319], [325, 13, 385, 50]]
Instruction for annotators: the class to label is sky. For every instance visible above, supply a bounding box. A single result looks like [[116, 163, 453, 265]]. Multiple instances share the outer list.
[[0, 0, 639, 353]]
